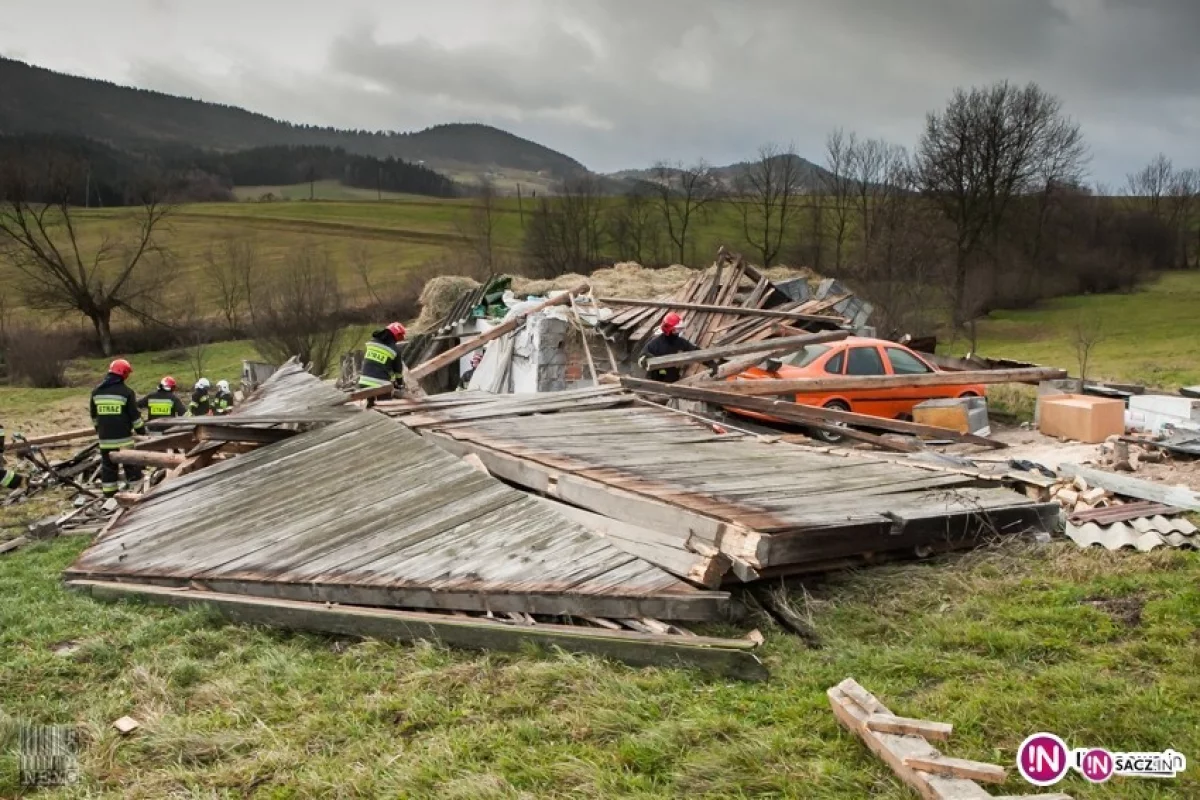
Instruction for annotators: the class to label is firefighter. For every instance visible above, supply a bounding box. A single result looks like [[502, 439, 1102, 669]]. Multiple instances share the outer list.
[[638, 312, 703, 383], [213, 380, 234, 416], [90, 359, 145, 498], [1, 421, 24, 492], [189, 378, 212, 416], [358, 322, 406, 406], [138, 375, 187, 424]]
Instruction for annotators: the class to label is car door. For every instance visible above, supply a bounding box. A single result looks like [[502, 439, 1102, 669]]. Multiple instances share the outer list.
[[842, 345, 889, 415], [883, 346, 937, 416]]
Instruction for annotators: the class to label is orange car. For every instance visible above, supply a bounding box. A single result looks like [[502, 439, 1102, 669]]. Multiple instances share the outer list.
[[726, 336, 986, 439]]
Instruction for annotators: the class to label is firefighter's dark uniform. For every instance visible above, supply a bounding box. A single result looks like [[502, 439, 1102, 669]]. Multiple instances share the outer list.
[[90, 373, 145, 497], [640, 331, 701, 383], [358, 329, 404, 406], [1, 422, 23, 491], [212, 390, 234, 416], [189, 388, 212, 417], [138, 388, 187, 423]]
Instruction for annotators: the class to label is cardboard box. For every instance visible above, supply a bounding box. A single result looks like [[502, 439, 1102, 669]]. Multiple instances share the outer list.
[[1037, 394, 1124, 443], [913, 397, 990, 435]]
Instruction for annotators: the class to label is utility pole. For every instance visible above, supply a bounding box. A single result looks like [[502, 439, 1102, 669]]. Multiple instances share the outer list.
[[516, 183, 525, 228], [84, 170, 91, 209]]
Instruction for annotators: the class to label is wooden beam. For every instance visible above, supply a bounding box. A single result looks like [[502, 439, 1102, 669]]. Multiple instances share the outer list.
[[194, 425, 295, 445], [410, 283, 589, 380], [867, 714, 953, 742], [716, 367, 1068, 396], [133, 431, 196, 452], [622, 377, 1004, 449], [535, 497, 731, 588], [1058, 464, 1200, 512], [902, 756, 1006, 785], [335, 384, 395, 404], [0, 536, 30, 556], [107, 450, 187, 469], [598, 297, 844, 325], [645, 330, 850, 372], [68, 580, 768, 681], [7, 427, 95, 454]]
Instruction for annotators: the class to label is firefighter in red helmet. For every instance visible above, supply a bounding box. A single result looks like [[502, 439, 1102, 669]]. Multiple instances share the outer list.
[[638, 312, 702, 383], [89, 358, 145, 497], [358, 322, 407, 406]]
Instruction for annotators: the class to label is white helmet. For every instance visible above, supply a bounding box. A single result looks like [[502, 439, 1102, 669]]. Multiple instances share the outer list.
[[196, 378, 211, 390], [217, 380, 230, 393]]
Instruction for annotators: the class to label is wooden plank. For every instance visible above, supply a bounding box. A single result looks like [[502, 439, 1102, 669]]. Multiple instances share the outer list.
[[410, 283, 588, 380], [829, 684, 993, 800], [195, 425, 296, 445], [902, 756, 1007, 785], [69, 580, 768, 681], [133, 431, 197, 452], [717, 367, 1069, 396], [6, 427, 95, 453], [0, 536, 30, 556], [107, 450, 187, 469], [645, 330, 850, 372], [335, 384, 395, 404], [623, 378, 1004, 449], [599, 297, 845, 325], [838, 677, 886, 713], [1058, 464, 1200, 512], [866, 713, 953, 741], [535, 497, 731, 588]]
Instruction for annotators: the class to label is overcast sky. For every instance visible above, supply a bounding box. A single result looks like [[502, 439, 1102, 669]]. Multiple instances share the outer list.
[[2, 0, 1197, 184]]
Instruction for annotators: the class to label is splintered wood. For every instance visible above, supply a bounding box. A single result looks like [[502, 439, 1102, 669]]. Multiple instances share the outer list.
[[829, 678, 1072, 800]]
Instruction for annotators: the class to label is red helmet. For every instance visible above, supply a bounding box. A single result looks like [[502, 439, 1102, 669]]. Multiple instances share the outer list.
[[386, 322, 407, 341], [661, 312, 683, 334], [160, 375, 177, 391], [109, 359, 133, 379]]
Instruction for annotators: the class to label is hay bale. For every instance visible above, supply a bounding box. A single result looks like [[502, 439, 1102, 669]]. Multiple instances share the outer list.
[[413, 275, 481, 332]]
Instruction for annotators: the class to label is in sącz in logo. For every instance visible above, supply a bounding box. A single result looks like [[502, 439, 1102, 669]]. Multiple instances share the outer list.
[[1017, 732, 1187, 786]]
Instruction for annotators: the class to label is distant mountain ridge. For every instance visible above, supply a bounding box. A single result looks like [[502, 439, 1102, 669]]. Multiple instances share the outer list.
[[608, 154, 831, 189], [0, 57, 587, 179]]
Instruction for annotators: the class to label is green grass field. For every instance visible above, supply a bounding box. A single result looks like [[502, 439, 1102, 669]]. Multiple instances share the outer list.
[[972, 271, 1200, 389], [1, 534, 1196, 798]]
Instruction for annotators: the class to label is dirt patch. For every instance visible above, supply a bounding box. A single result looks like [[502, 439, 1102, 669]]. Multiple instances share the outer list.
[[1083, 594, 1144, 628]]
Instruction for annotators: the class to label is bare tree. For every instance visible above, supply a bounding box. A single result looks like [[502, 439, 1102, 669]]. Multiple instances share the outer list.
[[1073, 313, 1106, 390], [525, 175, 609, 277], [652, 160, 717, 264], [1125, 154, 1174, 222], [733, 143, 806, 268], [0, 157, 172, 355], [248, 244, 345, 376], [206, 235, 255, 335], [458, 177, 501, 273], [916, 81, 1087, 335], [821, 129, 857, 270], [609, 181, 665, 265], [848, 139, 910, 269]]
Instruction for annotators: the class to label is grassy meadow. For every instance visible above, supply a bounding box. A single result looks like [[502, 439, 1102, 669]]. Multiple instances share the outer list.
[[1, 533, 1197, 798]]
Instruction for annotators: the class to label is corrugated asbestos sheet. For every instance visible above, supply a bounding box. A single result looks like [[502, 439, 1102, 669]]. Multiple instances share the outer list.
[[68, 380, 728, 621], [1067, 516, 1199, 551], [387, 389, 1057, 578]]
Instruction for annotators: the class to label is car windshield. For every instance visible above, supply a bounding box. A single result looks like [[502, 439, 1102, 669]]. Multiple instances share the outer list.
[[783, 344, 832, 368]]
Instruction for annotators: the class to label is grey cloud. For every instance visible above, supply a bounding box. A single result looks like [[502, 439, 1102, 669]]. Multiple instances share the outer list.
[[116, 0, 1199, 182]]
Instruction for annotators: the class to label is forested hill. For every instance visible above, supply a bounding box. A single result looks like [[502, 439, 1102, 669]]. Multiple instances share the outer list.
[[0, 58, 587, 178]]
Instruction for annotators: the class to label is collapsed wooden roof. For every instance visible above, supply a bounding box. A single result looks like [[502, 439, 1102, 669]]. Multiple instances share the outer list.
[[384, 387, 1057, 582]]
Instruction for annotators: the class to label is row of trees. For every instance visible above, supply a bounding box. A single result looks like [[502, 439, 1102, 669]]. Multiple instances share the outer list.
[[521, 81, 1196, 343]]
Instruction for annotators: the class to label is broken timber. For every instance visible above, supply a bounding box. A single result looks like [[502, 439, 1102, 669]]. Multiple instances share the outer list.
[[107, 450, 187, 469], [828, 678, 1056, 800], [622, 377, 1006, 449], [716, 367, 1069, 396], [6, 427, 95, 454], [1058, 463, 1200, 512], [599, 297, 845, 326], [68, 581, 767, 682], [644, 330, 850, 373]]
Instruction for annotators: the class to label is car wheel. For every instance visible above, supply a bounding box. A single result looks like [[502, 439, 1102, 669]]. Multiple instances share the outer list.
[[813, 400, 851, 443], [959, 391, 980, 398]]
